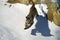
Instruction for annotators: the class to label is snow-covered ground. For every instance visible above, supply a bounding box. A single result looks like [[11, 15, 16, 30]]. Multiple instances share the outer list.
[[0, 0, 60, 40]]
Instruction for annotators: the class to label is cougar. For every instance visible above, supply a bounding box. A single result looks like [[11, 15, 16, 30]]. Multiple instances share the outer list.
[[24, 3, 39, 30]]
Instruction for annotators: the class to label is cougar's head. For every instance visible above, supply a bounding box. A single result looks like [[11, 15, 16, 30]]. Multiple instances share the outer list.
[[24, 16, 34, 30]]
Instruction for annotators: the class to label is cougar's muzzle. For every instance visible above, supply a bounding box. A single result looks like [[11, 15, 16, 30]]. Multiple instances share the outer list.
[[24, 17, 34, 30]]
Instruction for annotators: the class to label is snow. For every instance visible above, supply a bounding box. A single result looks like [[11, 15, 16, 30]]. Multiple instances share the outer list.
[[0, 0, 60, 40]]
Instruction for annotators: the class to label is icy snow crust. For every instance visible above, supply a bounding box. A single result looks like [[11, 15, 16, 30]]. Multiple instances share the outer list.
[[0, 0, 60, 40]]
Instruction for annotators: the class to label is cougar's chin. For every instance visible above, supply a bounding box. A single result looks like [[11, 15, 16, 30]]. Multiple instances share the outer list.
[[24, 23, 31, 30]]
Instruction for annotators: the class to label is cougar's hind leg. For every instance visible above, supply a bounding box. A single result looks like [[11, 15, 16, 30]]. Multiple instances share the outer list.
[[36, 13, 39, 17], [45, 14, 48, 19], [35, 8, 39, 17]]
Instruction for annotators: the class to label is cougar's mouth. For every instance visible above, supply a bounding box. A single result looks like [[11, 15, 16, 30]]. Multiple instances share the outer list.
[[24, 20, 34, 30]]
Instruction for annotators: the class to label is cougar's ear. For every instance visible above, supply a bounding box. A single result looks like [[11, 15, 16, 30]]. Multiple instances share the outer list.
[[26, 16, 30, 19]]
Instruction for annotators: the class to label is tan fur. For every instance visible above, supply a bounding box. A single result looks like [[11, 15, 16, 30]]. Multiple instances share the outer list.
[[46, 1, 60, 26], [7, 0, 40, 4]]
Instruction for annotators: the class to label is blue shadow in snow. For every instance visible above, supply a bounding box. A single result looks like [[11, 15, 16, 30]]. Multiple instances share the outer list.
[[31, 7, 52, 36]]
